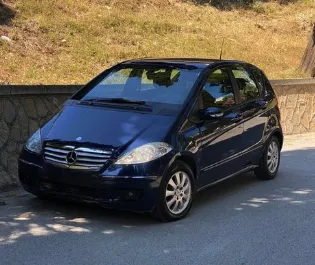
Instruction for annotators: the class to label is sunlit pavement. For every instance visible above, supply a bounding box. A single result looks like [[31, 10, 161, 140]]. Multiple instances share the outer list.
[[2, 133, 315, 265]]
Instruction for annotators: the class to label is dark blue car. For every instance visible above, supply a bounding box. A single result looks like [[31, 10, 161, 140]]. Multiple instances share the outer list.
[[19, 58, 283, 222]]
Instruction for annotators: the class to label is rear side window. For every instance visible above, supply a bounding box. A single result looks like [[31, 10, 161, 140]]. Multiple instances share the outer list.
[[201, 68, 235, 110], [261, 71, 276, 97], [249, 67, 264, 93], [232, 66, 260, 102]]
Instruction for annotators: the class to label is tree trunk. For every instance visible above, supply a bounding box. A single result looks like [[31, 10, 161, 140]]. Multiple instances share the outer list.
[[300, 24, 315, 77]]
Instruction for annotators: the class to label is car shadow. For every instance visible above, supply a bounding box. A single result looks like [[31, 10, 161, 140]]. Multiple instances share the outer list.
[[26, 195, 158, 226], [193, 147, 315, 214], [193, 171, 259, 208]]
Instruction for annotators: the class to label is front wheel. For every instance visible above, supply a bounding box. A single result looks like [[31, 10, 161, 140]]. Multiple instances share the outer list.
[[255, 136, 281, 180], [153, 161, 195, 222]]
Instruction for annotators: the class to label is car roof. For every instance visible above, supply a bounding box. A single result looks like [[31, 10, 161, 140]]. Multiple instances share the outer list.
[[121, 58, 246, 69]]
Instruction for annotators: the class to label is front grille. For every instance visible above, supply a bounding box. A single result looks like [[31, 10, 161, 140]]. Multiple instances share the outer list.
[[44, 143, 112, 171]]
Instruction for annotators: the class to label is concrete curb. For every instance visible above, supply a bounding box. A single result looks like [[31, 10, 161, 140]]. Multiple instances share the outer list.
[[271, 78, 315, 86]]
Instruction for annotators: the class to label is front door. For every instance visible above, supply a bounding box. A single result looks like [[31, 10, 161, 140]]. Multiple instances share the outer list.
[[197, 67, 244, 187]]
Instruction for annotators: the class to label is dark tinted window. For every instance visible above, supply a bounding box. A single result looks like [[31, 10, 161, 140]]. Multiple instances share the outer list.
[[182, 98, 201, 130], [232, 66, 260, 101], [201, 68, 235, 110], [80, 66, 200, 105], [259, 70, 275, 97], [250, 66, 264, 93]]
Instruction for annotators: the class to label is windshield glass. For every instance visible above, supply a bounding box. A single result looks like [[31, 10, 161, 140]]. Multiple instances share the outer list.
[[80, 66, 201, 105]]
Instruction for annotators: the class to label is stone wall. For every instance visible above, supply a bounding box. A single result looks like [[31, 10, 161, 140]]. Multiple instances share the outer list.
[[0, 79, 314, 189], [0, 85, 80, 189], [272, 79, 315, 135]]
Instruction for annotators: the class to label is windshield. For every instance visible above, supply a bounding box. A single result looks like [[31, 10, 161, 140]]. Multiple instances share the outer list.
[[79, 66, 201, 105]]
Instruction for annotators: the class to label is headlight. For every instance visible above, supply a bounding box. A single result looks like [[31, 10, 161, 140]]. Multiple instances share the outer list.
[[115, 142, 172, 165], [25, 129, 42, 154]]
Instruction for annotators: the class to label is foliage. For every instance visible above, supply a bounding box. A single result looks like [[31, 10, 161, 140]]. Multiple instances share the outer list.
[[0, 0, 314, 84]]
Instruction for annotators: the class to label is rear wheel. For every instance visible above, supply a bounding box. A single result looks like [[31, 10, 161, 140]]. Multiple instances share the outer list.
[[27, 190, 49, 200], [153, 161, 195, 222], [255, 136, 280, 180], [35, 193, 49, 200]]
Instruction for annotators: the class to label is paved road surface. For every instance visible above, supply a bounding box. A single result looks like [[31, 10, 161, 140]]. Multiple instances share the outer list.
[[1, 133, 315, 265]]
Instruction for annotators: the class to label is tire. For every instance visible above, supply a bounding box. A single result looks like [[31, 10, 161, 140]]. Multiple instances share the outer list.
[[255, 136, 281, 180], [29, 191, 49, 200], [152, 161, 195, 222], [36, 194, 49, 200]]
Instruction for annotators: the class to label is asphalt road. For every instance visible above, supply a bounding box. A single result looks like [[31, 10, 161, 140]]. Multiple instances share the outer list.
[[1, 133, 315, 265]]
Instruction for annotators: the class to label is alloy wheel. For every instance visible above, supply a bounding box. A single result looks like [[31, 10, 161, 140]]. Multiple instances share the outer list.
[[165, 171, 192, 215], [267, 140, 279, 174]]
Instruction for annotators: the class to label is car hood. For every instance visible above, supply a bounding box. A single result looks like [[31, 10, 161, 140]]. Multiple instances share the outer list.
[[44, 104, 176, 152]]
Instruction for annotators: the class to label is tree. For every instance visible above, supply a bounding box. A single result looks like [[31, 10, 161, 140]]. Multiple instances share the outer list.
[[299, 24, 315, 77]]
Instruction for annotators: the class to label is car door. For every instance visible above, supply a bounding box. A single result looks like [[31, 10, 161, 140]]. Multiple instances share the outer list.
[[230, 65, 269, 163], [197, 67, 245, 187]]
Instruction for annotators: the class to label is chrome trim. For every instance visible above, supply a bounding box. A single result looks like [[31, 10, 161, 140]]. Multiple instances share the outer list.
[[70, 162, 104, 167], [45, 147, 70, 154], [75, 152, 108, 158], [45, 156, 67, 165], [70, 165, 100, 170], [101, 175, 159, 180], [45, 152, 66, 159], [76, 157, 107, 163], [76, 147, 112, 154], [197, 165, 257, 192], [44, 143, 112, 171]]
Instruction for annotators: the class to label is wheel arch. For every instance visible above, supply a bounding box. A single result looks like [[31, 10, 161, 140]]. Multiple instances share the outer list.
[[175, 155, 197, 179], [271, 130, 283, 150], [166, 151, 199, 180]]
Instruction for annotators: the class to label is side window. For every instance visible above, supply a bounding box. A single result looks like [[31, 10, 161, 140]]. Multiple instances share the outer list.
[[232, 66, 260, 102], [182, 99, 201, 130], [259, 70, 275, 97], [250, 66, 264, 94], [201, 68, 235, 110]]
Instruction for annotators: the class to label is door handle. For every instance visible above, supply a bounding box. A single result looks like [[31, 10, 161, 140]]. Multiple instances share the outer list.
[[210, 112, 224, 118], [258, 100, 268, 110], [262, 103, 268, 110]]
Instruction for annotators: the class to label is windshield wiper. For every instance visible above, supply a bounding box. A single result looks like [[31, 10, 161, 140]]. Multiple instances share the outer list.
[[80, 98, 152, 110], [83, 98, 148, 105]]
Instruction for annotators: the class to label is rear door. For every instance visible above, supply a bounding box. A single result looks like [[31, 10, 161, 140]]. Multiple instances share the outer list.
[[197, 67, 245, 187], [230, 65, 268, 160]]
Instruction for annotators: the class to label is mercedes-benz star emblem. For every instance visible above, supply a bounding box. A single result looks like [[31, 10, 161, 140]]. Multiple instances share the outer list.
[[76, 137, 82, 141], [66, 151, 77, 165]]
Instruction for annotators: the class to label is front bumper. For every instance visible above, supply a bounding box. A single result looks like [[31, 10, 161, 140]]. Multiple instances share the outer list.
[[18, 156, 165, 213]]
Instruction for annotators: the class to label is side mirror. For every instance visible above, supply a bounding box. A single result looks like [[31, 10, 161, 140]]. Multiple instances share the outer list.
[[199, 107, 224, 120]]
